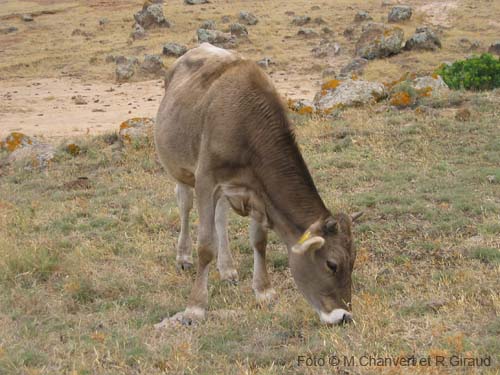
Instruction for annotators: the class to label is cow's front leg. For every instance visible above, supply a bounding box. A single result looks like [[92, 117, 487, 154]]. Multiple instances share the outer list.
[[250, 219, 276, 304], [156, 176, 217, 328], [215, 196, 238, 283]]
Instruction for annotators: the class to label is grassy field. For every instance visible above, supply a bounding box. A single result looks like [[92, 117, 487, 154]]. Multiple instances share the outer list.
[[1, 89, 499, 374]]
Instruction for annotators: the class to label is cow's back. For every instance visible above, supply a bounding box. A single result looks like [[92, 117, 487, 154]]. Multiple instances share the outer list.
[[154, 43, 242, 186]]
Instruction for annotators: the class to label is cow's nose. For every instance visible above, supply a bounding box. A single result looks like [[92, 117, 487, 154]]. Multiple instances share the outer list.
[[342, 312, 353, 324]]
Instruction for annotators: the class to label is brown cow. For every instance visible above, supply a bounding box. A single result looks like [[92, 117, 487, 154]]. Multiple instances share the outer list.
[[154, 43, 361, 326]]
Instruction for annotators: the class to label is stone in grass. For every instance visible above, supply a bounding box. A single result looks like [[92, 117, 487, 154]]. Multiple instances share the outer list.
[[388, 5, 412, 23], [185, 0, 209, 4], [297, 28, 319, 39], [21, 14, 34, 22], [200, 19, 216, 30], [163, 42, 188, 57], [131, 23, 146, 40], [116, 62, 135, 82], [354, 11, 372, 22], [355, 22, 404, 59], [197, 28, 236, 48], [291, 15, 311, 26], [404, 27, 441, 51], [257, 57, 273, 69], [288, 99, 316, 115], [134, 3, 170, 29], [230, 23, 248, 37], [0, 133, 55, 170], [140, 54, 164, 75], [239, 11, 258, 26], [119, 117, 155, 144], [488, 41, 500, 55], [1, 132, 36, 152]]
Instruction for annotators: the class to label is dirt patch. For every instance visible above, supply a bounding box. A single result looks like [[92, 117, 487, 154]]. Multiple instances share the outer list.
[[418, 1, 459, 28]]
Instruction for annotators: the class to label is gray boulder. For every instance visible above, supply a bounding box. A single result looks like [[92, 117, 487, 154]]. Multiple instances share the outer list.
[[197, 28, 236, 47], [291, 15, 311, 26], [311, 42, 340, 58], [239, 11, 258, 25], [355, 22, 404, 59], [297, 28, 319, 38], [230, 23, 248, 37], [115, 56, 139, 65], [339, 57, 369, 78], [134, 4, 170, 29], [388, 5, 412, 22], [412, 75, 449, 96], [140, 54, 164, 75], [163, 42, 188, 57], [131, 23, 146, 40], [116, 63, 135, 82], [314, 79, 386, 110], [488, 41, 500, 55], [404, 27, 441, 51], [21, 14, 34, 22], [119, 118, 155, 144], [7, 143, 55, 170]]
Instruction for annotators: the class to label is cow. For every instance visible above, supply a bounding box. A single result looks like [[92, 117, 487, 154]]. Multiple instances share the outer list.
[[154, 43, 362, 327]]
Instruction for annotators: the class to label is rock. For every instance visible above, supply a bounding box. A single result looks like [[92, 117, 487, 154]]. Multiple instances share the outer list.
[[134, 3, 170, 29], [322, 67, 337, 78], [239, 11, 258, 25], [115, 56, 139, 65], [339, 57, 369, 78], [0, 132, 37, 152], [105, 55, 116, 63], [185, 0, 209, 4], [412, 75, 449, 95], [221, 15, 231, 24], [314, 79, 386, 111], [288, 99, 316, 115], [197, 28, 236, 48], [297, 28, 319, 38], [291, 15, 311, 26], [71, 29, 95, 38], [404, 27, 441, 51], [230, 23, 248, 37], [354, 11, 372, 22], [257, 57, 273, 69], [21, 14, 34, 22], [140, 54, 164, 75], [131, 23, 146, 40], [486, 175, 496, 183], [119, 117, 155, 144], [200, 19, 216, 30], [488, 41, 500, 55], [163, 42, 188, 57], [311, 42, 340, 58], [355, 22, 404, 59], [322, 26, 333, 34], [459, 38, 481, 52], [388, 5, 412, 23], [343, 26, 355, 40], [313, 17, 326, 25], [116, 63, 135, 82], [455, 108, 471, 121], [7, 143, 55, 170], [72, 95, 87, 105], [0, 26, 18, 34], [99, 18, 109, 26]]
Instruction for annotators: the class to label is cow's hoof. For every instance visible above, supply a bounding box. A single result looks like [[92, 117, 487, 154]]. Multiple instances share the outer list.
[[177, 261, 194, 271], [155, 307, 205, 329], [219, 268, 239, 285], [255, 288, 277, 307]]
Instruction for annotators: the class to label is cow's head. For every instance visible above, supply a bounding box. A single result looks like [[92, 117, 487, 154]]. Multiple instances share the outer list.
[[289, 212, 362, 325]]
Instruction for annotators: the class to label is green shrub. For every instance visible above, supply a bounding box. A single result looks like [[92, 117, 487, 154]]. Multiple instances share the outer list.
[[436, 53, 500, 90]]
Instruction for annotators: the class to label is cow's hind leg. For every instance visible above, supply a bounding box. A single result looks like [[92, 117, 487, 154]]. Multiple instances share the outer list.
[[175, 183, 194, 270], [157, 174, 218, 328], [250, 219, 276, 304], [215, 196, 238, 283]]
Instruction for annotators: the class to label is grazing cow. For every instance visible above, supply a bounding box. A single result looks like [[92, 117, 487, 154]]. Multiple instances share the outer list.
[[154, 43, 361, 326]]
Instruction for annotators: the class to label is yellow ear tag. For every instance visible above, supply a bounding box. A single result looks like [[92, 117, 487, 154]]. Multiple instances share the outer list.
[[298, 230, 311, 245]]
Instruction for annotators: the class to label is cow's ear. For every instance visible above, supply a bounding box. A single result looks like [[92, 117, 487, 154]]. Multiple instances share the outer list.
[[292, 236, 325, 255], [324, 217, 338, 234]]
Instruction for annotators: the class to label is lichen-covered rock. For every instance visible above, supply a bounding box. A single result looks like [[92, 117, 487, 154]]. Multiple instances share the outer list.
[[239, 11, 258, 26], [197, 28, 236, 48], [230, 23, 248, 37], [7, 143, 55, 170], [163, 42, 188, 57], [291, 15, 311, 26], [488, 41, 500, 55], [200, 20, 216, 30], [311, 42, 340, 58], [404, 27, 441, 51], [1, 132, 37, 152], [288, 99, 316, 115], [339, 57, 369, 78], [134, 3, 170, 29], [297, 28, 319, 39], [388, 5, 412, 23], [119, 117, 155, 144], [116, 62, 135, 82], [115, 56, 139, 66], [140, 54, 164, 75], [355, 22, 404, 59], [354, 11, 372, 22], [412, 75, 449, 95], [131, 23, 146, 40], [185, 0, 209, 4], [314, 79, 386, 111]]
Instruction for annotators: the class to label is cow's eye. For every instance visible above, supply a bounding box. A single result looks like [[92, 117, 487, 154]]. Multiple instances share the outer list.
[[326, 260, 338, 273]]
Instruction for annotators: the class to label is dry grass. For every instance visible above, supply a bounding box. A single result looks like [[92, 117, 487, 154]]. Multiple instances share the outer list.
[[1, 90, 499, 374]]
